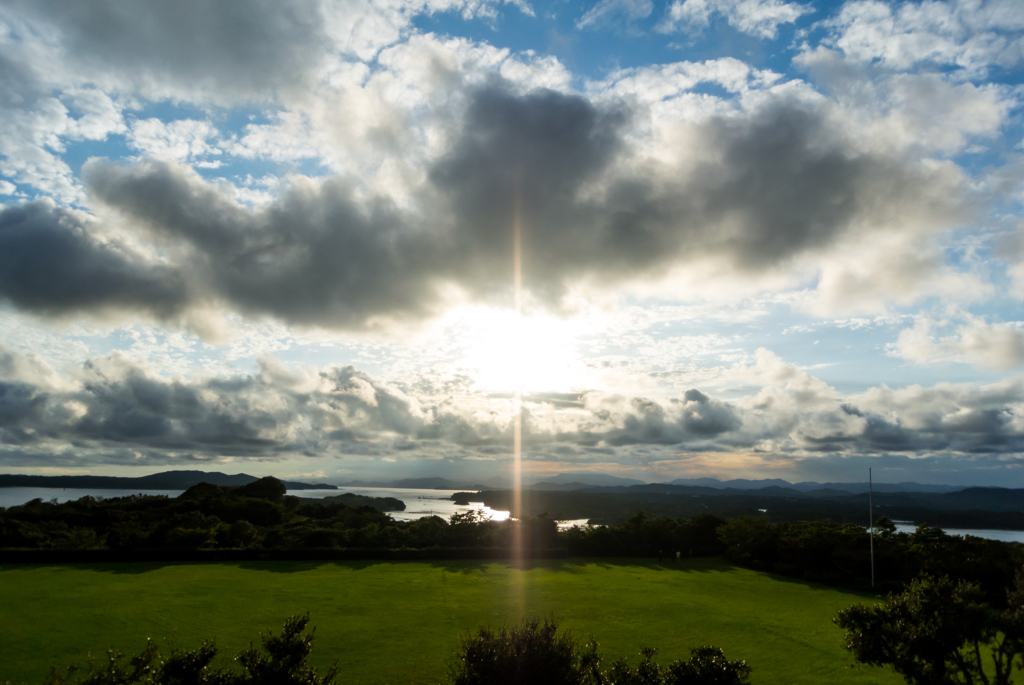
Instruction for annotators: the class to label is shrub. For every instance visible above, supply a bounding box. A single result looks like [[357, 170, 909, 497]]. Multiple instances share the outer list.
[[835, 573, 1024, 685], [235, 614, 337, 685], [604, 646, 751, 685], [38, 615, 335, 685], [446, 617, 750, 685], [667, 646, 752, 685], [447, 616, 602, 685]]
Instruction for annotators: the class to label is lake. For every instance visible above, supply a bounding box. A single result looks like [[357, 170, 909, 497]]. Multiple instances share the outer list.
[[0, 486, 513, 523], [10, 487, 1022, 541], [891, 522, 1024, 544], [288, 486, 511, 522]]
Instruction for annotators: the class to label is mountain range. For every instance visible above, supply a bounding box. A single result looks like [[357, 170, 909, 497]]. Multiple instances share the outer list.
[[0, 471, 336, 491], [337, 472, 646, 490], [0, 469, 978, 497], [340, 474, 971, 494]]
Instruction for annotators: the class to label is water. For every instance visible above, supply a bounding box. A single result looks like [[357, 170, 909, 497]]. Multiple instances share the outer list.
[[891, 522, 1024, 544], [6, 489, 1022, 540], [0, 486, 512, 523], [289, 486, 511, 523], [0, 487, 186, 508]]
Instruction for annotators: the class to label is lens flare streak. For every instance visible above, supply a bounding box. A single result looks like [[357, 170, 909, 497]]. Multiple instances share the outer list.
[[512, 185, 523, 564]]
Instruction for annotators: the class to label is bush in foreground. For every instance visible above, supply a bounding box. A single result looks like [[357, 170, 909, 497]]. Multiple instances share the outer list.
[[835, 573, 1024, 685], [447, 617, 750, 685], [26, 614, 747, 685], [39, 615, 336, 685]]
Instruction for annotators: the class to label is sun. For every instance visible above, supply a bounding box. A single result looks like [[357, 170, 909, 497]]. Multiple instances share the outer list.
[[456, 307, 586, 393]]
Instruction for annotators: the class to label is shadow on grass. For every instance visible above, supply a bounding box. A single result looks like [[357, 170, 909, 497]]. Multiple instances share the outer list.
[[3, 556, 728, 576], [0, 561, 180, 575], [0, 556, 890, 600]]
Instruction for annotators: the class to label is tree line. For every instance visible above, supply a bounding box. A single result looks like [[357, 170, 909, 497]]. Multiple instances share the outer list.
[[3, 477, 1022, 603], [0, 478, 559, 553]]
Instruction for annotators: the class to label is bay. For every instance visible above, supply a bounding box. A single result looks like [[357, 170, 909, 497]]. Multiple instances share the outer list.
[[0, 486, 512, 523], [891, 522, 1024, 544]]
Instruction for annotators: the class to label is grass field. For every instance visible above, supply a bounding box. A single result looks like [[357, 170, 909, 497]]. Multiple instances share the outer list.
[[0, 558, 902, 685]]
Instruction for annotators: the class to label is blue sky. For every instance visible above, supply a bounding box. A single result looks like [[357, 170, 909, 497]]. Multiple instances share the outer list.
[[0, 0, 1023, 485]]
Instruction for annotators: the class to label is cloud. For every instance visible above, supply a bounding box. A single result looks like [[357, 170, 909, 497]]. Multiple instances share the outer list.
[[0, 13, 125, 202], [4, 343, 1024, 484], [128, 118, 222, 163], [589, 58, 783, 101], [658, 0, 812, 39], [725, 349, 1024, 457], [580, 389, 740, 446], [1, 0, 335, 103], [824, 0, 1024, 76], [0, 200, 189, 318], [0, 62, 123, 203], [0, 346, 435, 459], [0, 3, 542, 204], [0, 80, 971, 328], [890, 317, 1024, 371], [0, 0, 538, 104], [576, 0, 654, 30], [82, 159, 447, 328], [797, 47, 1009, 156]]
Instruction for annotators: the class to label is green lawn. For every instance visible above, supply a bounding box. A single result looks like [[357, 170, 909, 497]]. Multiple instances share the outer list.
[[0, 558, 901, 685]]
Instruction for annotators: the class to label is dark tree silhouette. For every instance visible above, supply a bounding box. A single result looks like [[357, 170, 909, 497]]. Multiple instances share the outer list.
[[446, 617, 750, 685], [835, 573, 1024, 685]]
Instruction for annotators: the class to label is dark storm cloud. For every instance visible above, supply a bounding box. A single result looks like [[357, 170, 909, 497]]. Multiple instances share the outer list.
[[0, 201, 188, 317], [595, 390, 740, 446], [677, 389, 742, 436], [669, 105, 935, 269], [2, 344, 1024, 470], [787, 452, 1024, 489], [429, 83, 630, 298], [783, 390, 1024, 455], [432, 87, 959, 292], [0, 82, 963, 329], [83, 161, 444, 327], [0, 350, 436, 458], [0, 0, 331, 100]]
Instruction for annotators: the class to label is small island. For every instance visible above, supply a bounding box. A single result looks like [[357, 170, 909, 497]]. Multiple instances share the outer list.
[[298, 493, 405, 512]]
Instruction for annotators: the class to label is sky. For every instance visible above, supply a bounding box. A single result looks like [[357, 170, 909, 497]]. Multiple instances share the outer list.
[[0, 0, 1023, 486]]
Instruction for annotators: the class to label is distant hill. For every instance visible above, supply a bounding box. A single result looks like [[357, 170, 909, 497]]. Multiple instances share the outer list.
[[340, 473, 646, 491], [574, 482, 1012, 510], [297, 492, 406, 512], [9, 469, 981, 497], [669, 477, 796, 490], [339, 473, 978, 495], [461, 483, 1024, 528], [668, 477, 967, 494], [0, 470, 336, 491], [529, 481, 594, 492], [339, 477, 492, 490], [530, 473, 646, 487]]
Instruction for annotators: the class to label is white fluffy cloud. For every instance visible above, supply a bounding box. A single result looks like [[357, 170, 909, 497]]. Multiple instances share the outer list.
[[891, 317, 1024, 370], [577, 0, 655, 29], [824, 0, 1024, 75], [128, 119, 222, 163], [5, 344, 1024, 485], [658, 0, 812, 39], [797, 47, 1010, 156]]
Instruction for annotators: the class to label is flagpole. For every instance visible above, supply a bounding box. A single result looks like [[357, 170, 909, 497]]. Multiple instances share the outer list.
[[869, 467, 874, 589]]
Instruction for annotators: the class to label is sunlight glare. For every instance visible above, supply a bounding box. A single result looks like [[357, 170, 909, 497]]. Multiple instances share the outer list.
[[458, 309, 584, 393]]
